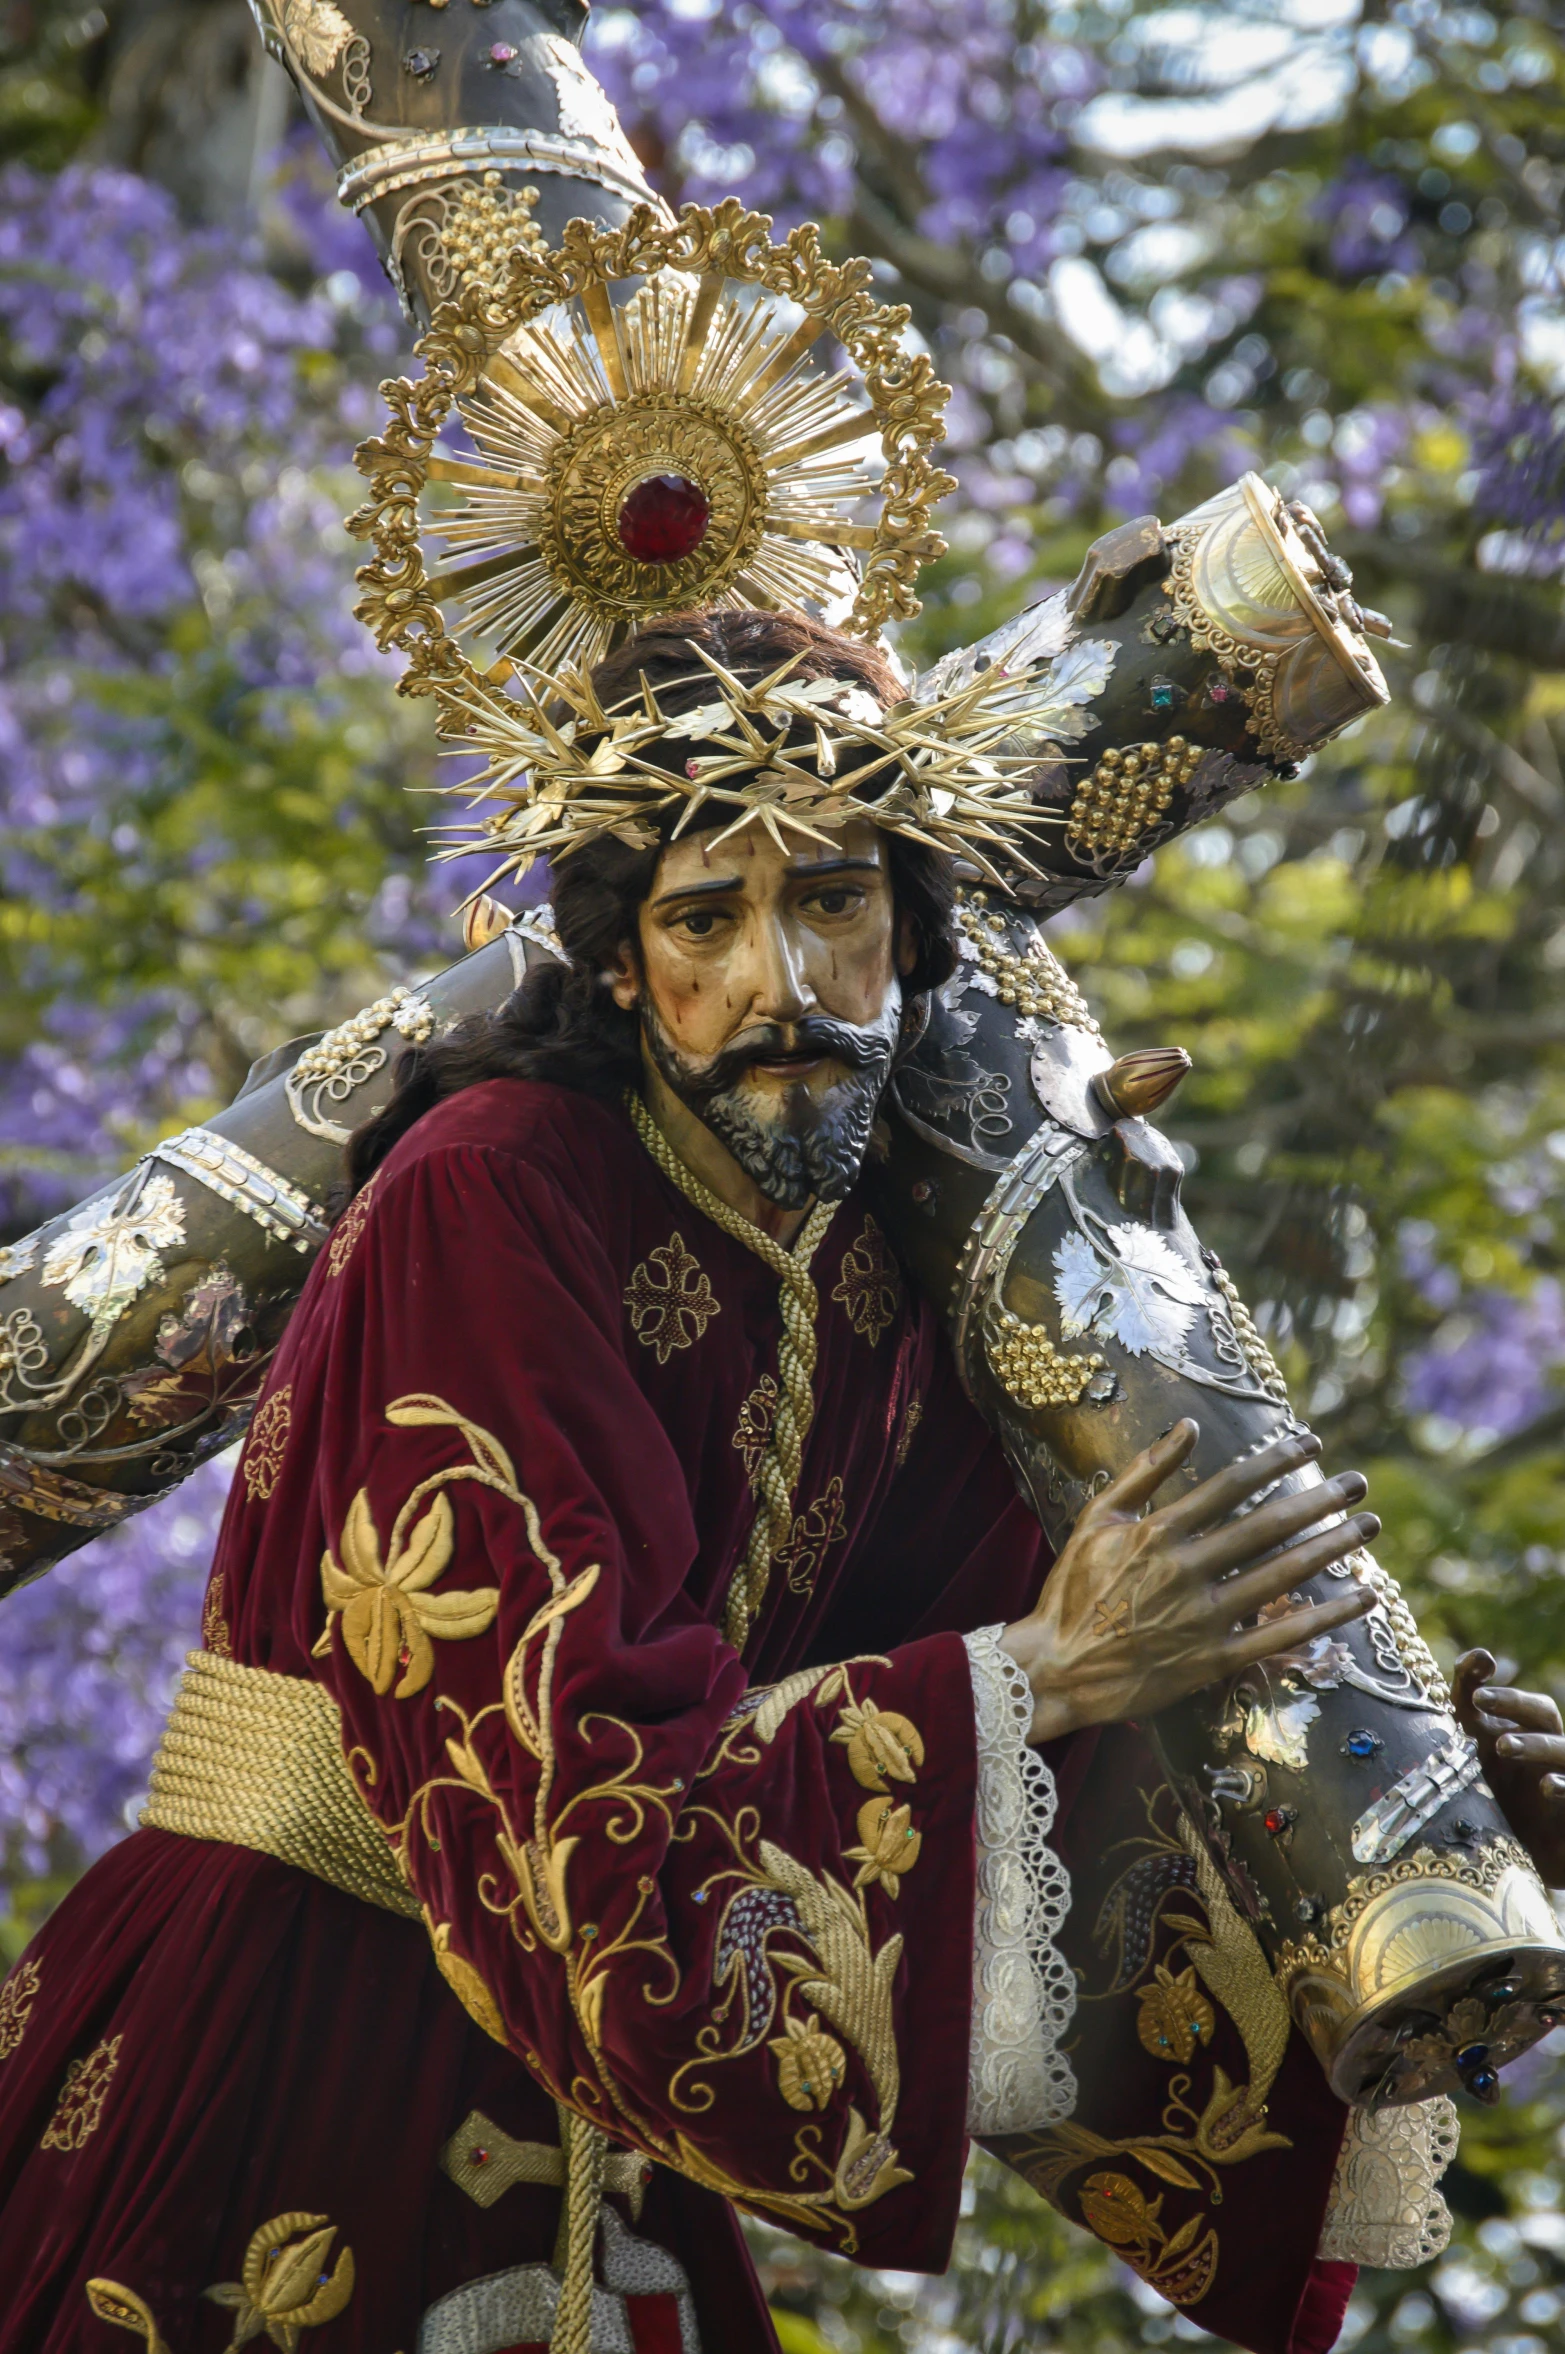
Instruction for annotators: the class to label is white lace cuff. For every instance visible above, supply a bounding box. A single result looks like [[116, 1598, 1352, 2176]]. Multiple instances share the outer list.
[[963, 1625, 1077, 2135], [1317, 2096, 1459, 2268]]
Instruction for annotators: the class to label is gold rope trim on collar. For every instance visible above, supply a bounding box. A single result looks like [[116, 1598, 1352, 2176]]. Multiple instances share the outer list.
[[626, 1091, 835, 1650], [142, 1650, 418, 1918]]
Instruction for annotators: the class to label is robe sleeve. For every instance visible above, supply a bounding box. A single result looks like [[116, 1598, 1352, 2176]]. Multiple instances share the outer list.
[[300, 1140, 987, 2270]]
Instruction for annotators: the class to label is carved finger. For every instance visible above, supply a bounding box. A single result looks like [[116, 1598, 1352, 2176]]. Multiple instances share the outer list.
[[1085, 1419, 1200, 1520], [1218, 1582, 1374, 1675], [1212, 1512, 1380, 1624], [1178, 1470, 1367, 1582], [1152, 1429, 1322, 1541], [1477, 1686, 1565, 1738], [1493, 1732, 1565, 1770], [1452, 1649, 1498, 1733]]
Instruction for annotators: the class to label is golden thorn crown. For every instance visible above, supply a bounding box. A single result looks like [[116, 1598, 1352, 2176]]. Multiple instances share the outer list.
[[431, 639, 1136, 890], [350, 197, 957, 689]]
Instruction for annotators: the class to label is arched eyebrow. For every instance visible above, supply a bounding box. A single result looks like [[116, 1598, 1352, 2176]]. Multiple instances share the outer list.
[[650, 856, 882, 910]]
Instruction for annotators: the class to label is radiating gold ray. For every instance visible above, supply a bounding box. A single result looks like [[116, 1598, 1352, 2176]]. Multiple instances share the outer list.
[[450, 561, 555, 644], [676, 274, 726, 396], [459, 401, 558, 473], [424, 547, 538, 602], [480, 353, 574, 437], [769, 513, 880, 549], [751, 364, 867, 448], [505, 320, 609, 417], [765, 408, 880, 469], [694, 294, 785, 410], [426, 454, 543, 494], [427, 503, 546, 556], [578, 279, 629, 406], [744, 313, 828, 407]]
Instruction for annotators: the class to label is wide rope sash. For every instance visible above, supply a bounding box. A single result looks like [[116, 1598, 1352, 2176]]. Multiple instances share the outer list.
[[141, 1648, 420, 1917]]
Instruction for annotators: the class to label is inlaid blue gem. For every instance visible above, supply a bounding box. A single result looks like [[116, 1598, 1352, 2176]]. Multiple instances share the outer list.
[[1150, 680, 1177, 711], [1343, 1728, 1382, 1759]]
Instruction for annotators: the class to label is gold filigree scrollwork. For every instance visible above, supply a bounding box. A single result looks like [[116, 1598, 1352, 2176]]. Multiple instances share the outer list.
[[285, 988, 435, 1145]]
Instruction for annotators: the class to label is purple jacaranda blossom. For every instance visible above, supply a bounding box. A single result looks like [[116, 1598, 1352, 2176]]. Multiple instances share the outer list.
[[1470, 396, 1565, 560], [1404, 1281, 1565, 1440], [1314, 162, 1421, 282], [0, 1456, 231, 1873], [1107, 396, 1255, 516]]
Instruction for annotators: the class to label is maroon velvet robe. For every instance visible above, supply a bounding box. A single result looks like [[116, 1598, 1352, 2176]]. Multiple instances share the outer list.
[[0, 1082, 1355, 2354]]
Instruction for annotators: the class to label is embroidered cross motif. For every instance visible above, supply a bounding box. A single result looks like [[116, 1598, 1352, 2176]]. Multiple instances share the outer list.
[[732, 1375, 779, 1491], [831, 1215, 900, 1347], [42, 2033, 122, 2151], [624, 1232, 720, 1365], [776, 1476, 847, 1599], [0, 1957, 39, 2062], [242, 1384, 292, 1503]]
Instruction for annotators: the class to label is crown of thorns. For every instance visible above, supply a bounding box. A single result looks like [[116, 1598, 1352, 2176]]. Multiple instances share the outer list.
[[434, 640, 1121, 889]]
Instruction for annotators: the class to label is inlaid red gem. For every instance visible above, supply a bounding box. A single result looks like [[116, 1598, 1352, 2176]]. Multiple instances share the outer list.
[[616, 474, 710, 565]]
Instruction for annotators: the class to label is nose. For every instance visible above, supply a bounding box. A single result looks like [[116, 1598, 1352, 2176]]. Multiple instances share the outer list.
[[747, 909, 816, 1029]]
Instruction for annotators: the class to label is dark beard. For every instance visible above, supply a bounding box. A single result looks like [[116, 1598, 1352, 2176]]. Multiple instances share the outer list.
[[641, 988, 903, 1210]]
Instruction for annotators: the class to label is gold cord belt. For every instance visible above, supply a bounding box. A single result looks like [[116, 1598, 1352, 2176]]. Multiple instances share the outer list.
[[141, 1649, 419, 1919]]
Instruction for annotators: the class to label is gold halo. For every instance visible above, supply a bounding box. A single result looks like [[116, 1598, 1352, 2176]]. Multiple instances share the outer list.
[[349, 198, 956, 699]]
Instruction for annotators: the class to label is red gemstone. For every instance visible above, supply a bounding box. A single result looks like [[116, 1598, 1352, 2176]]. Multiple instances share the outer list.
[[471, 2146, 490, 2165], [616, 474, 710, 565], [1263, 1809, 1288, 1835]]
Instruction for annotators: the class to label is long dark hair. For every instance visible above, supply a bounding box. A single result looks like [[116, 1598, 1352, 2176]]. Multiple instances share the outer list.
[[344, 609, 957, 1196]]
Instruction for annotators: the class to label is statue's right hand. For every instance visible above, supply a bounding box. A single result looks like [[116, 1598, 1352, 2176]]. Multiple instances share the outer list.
[[1000, 1421, 1377, 1744]]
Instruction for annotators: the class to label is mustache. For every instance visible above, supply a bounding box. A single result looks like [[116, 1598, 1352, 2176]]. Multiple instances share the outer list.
[[671, 1015, 892, 1102]]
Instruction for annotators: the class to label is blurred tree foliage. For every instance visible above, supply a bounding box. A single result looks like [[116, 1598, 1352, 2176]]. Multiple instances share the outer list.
[[2, 0, 1564, 2348]]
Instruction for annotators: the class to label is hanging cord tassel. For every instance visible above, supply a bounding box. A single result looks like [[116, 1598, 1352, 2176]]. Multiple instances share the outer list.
[[627, 1092, 835, 1649], [551, 2101, 607, 2354]]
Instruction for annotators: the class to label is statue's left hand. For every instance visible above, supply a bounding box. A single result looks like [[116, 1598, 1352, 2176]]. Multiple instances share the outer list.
[[1454, 1648, 1565, 1887]]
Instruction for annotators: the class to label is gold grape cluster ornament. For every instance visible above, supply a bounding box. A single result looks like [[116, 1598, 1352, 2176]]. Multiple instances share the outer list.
[[351, 198, 956, 689]]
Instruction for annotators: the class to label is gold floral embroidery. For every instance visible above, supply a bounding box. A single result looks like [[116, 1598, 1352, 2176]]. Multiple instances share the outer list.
[[624, 1232, 720, 1365], [202, 1572, 232, 1657], [775, 1476, 847, 1599], [771, 2012, 846, 2112], [242, 1386, 292, 1504], [893, 1391, 923, 1469], [833, 1699, 925, 1792], [325, 1176, 378, 1280], [42, 2033, 121, 2151], [204, 2211, 356, 2353], [831, 1215, 900, 1346], [0, 1957, 39, 2060], [1078, 2173, 1219, 2308], [313, 1396, 504, 1698], [1136, 1964, 1216, 2064], [845, 1796, 921, 1896], [732, 1375, 779, 1491]]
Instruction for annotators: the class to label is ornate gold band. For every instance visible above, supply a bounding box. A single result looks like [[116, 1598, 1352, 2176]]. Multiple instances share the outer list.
[[142, 1650, 418, 1920]]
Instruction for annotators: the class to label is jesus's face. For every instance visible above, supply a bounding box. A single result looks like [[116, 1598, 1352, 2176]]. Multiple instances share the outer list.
[[609, 815, 914, 1214]]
